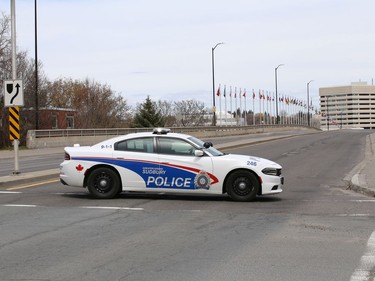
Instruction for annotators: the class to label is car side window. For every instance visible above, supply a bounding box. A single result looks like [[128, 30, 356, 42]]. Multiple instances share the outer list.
[[115, 137, 154, 153], [158, 138, 195, 156]]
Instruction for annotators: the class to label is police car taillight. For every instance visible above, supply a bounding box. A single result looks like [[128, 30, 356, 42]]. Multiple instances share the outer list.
[[64, 152, 70, 160]]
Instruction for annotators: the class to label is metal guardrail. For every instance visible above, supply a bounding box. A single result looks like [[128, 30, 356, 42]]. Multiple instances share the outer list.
[[32, 125, 306, 138]]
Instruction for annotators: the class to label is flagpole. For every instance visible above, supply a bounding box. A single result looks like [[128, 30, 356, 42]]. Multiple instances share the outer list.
[[230, 86, 233, 126], [259, 89, 262, 125], [224, 85, 227, 126], [271, 92, 277, 125], [280, 96, 285, 125], [262, 90, 265, 125], [235, 87, 238, 125], [266, 91, 269, 125], [243, 89, 247, 126], [239, 88, 243, 124], [252, 89, 255, 125], [219, 84, 222, 125]]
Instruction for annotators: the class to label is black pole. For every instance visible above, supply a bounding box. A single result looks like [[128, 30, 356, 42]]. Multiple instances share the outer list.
[[34, 0, 39, 129]]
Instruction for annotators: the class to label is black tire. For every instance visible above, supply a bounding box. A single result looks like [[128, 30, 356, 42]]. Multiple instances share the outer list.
[[226, 170, 259, 202], [87, 167, 121, 199]]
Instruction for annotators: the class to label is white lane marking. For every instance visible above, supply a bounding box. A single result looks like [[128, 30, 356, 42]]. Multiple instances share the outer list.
[[79, 206, 144, 211], [0, 204, 143, 211], [0, 191, 22, 194], [336, 214, 371, 217], [300, 200, 375, 203], [350, 230, 375, 281], [3, 204, 38, 207]]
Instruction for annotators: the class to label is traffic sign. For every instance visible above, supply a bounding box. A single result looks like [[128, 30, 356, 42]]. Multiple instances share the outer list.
[[4, 79, 24, 107], [9, 106, 20, 140]]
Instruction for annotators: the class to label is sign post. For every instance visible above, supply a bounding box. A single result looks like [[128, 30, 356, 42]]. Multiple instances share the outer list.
[[4, 0, 24, 174], [4, 81, 24, 175]]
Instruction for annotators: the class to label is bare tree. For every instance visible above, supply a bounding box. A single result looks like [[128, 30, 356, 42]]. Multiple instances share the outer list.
[[156, 99, 176, 126], [173, 99, 208, 127], [0, 13, 49, 145], [46, 78, 131, 128]]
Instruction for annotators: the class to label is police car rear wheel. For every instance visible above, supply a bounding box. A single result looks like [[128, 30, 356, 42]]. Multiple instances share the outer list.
[[87, 167, 121, 199], [226, 170, 258, 202]]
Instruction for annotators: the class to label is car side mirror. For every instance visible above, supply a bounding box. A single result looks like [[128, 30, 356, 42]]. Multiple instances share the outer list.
[[203, 142, 213, 149], [194, 150, 204, 157]]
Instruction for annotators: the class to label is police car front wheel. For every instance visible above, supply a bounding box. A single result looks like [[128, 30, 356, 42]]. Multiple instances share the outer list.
[[226, 170, 259, 202], [87, 167, 121, 199]]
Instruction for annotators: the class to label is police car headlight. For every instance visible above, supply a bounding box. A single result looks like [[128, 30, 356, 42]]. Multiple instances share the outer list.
[[262, 168, 281, 176]]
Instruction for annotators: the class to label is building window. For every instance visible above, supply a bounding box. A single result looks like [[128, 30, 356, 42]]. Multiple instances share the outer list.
[[66, 116, 74, 129], [51, 115, 58, 129]]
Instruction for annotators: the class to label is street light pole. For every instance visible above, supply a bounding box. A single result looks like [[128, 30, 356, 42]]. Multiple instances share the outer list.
[[35, 0, 39, 129], [307, 80, 313, 127], [212, 42, 224, 126], [275, 64, 284, 124]]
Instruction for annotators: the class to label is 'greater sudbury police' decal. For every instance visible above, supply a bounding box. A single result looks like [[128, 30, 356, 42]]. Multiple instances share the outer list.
[[73, 157, 218, 190]]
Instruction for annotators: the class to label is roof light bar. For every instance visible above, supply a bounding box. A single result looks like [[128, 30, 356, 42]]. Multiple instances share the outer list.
[[152, 128, 170, 135]]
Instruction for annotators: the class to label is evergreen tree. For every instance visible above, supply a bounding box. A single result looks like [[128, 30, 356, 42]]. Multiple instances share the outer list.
[[132, 96, 165, 127]]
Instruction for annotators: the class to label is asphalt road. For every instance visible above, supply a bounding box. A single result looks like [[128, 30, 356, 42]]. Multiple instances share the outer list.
[[0, 130, 375, 281], [0, 152, 62, 176]]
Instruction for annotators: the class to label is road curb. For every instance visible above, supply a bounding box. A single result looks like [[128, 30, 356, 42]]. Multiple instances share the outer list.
[[348, 182, 375, 198]]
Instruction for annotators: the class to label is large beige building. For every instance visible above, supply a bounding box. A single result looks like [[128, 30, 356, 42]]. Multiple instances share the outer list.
[[319, 82, 375, 130]]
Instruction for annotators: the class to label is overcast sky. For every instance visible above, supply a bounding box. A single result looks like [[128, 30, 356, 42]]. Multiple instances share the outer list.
[[1, 0, 375, 109]]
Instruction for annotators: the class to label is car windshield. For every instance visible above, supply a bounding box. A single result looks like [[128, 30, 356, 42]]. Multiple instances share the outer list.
[[188, 136, 225, 156]]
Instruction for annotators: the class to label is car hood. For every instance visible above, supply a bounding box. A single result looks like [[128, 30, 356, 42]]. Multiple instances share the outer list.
[[220, 153, 282, 169]]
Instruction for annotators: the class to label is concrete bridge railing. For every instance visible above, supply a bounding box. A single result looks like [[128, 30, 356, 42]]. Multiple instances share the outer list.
[[26, 125, 316, 149]]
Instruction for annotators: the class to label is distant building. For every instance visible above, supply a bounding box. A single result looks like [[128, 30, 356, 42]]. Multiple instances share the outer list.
[[22, 107, 77, 129], [319, 82, 375, 130]]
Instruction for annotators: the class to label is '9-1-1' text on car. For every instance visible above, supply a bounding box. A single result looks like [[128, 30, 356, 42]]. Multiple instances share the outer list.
[[60, 128, 284, 201]]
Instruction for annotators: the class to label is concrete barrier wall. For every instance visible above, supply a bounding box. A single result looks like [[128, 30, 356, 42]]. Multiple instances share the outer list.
[[26, 126, 315, 148]]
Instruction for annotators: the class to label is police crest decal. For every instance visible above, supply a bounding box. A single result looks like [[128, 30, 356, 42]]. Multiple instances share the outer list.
[[194, 170, 211, 190]]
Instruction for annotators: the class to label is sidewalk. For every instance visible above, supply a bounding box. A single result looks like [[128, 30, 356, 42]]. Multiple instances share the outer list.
[[344, 133, 375, 197], [1, 130, 374, 199]]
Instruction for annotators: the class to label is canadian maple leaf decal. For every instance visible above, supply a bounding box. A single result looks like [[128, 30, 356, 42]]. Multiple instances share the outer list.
[[76, 164, 84, 172]]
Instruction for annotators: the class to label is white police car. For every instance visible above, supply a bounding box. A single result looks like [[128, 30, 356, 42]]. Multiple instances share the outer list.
[[60, 128, 283, 201]]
